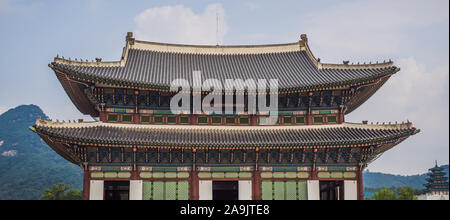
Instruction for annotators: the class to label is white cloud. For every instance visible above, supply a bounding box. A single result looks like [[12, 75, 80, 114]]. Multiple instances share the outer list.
[[134, 4, 228, 45], [302, 0, 449, 61], [0, 140, 3, 147], [2, 150, 17, 157], [349, 58, 449, 174]]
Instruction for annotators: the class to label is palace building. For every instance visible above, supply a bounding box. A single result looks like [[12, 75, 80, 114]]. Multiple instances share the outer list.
[[31, 32, 419, 200]]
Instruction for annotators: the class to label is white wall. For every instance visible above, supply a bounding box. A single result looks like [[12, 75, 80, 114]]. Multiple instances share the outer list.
[[89, 180, 104, 200], [199, 180, 213, 200], [238, 181, 253, 200], [307, 180, 320, 200], [130, 180, 143, 200], [418, 192, 449, 200], [344, 180, 358, 200]]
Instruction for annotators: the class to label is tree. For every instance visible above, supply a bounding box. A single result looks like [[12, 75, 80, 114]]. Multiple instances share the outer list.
[[40, 183, 82, 200], [397, 186, 417, 200], [372, 188, 397, 200]]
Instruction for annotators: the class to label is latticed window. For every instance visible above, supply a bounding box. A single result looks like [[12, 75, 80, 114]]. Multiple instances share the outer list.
[[283, 117, 292, 125], [140, 115, 151, 123], [121, 114, 133, 123], [167, 116, 177, 124], [239, 117, 250, 125], [107, 114, 119, 122], [154, 116, 164, 124], [142, 181, 189, 200], [212, 117, 222, 125], [197, 116, 208, 124], [179, 116, 190, 124], [295, 116, 305, 124], [327, 115, 337, 123], [226, 117, 236, 125], [261, 180, 308, 200], [313, 116, 324, 124]]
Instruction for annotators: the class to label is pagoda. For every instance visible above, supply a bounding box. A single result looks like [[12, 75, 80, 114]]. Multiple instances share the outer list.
[[31, 32, 419, 200], [419, 162, 449, 200]]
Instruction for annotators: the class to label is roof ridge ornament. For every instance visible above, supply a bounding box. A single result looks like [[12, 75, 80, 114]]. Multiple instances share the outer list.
[[126, 32, 135, 46]]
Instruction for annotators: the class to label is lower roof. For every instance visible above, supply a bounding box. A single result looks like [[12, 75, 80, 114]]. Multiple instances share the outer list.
[[31, 120, 419, 149]]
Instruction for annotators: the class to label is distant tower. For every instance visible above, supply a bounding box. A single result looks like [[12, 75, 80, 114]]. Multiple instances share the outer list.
[[419, 161, 449, 200], [424, 161, 449, 193]]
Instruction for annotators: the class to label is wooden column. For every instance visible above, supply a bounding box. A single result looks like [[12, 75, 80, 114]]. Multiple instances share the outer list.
[[306, 92, 313, 125], [133, 114, 140, 124], [131, 148, 139, 180], [311, 149, 318, 180], [252, 170, 262, 200], [338, 112, 345, 124], [357, 167, 365, 200], [82, 168, 90, 200], [190, 149, 199, 200], [190, 170, 199, 200], [99, 111, 107, 122], [252, 148, 261, 200], [251, 115, 258, 126], [134, 90, 140, 124], [338, 106, 345, 124]]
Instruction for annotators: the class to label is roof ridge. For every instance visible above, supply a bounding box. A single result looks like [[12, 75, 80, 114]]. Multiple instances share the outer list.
[[131, 40, 302, 55]]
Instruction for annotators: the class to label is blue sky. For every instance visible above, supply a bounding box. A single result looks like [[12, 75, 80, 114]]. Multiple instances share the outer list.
[[0, 0, 448, 175]]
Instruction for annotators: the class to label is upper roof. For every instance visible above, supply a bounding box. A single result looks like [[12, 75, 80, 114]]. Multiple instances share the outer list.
[[49, 33, 399, 91]]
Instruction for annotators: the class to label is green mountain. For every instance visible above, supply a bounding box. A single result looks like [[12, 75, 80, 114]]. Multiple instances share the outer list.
[[0, 105, 82, 200], [364, 165, 449, 189]]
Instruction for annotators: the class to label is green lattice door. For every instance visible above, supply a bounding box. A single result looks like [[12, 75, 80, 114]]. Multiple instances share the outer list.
[[261, 180, 308, 200], [142, 181, 189, 200]]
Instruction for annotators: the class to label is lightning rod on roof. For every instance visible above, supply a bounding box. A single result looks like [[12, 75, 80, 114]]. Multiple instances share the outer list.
[[216, 11, 220, 46]]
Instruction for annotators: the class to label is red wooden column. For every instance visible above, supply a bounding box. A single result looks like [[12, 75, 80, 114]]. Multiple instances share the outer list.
[[310, 149, 318, 180], [357, 167, 365, 200], [252, 148, 262, 200], [134, 90, 140, 124], [252, 170, 262, 200], [338, 106, 345, 124], [190, 149, 199, 200], [190, 170, 199, 200], [99, 111, 107, 122], [82, 168, 90, 200], [131, 148, 139, 180], [250, 115, 258, 126], [338, 113, 345, 124], [306, 92, 313, 125], [133, 114, 140, 124]]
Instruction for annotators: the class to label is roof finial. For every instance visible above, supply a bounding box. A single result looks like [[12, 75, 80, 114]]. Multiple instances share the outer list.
[[435, 160, 438, 167], [300, 34, 308, 43], [126, 32, 135, 45]]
